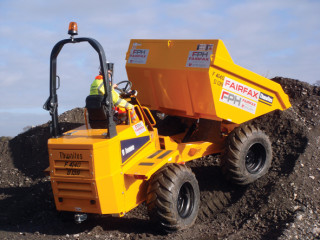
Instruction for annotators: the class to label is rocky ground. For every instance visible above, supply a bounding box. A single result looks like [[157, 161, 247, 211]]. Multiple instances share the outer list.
[[0, 77, 319, 239]]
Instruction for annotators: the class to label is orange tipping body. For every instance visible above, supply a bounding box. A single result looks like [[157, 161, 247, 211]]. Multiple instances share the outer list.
[[125, 39, 291, 124]]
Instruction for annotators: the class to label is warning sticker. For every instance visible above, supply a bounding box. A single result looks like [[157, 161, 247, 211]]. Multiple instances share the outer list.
[[220, 90, 258, 114], [186, 51, 211, 68], [132, 122, 147, 136], [223, 77, 260, 102], [197, 44, 214, 51], [128, 49, 149, 64], [219, 77, 261, 114]]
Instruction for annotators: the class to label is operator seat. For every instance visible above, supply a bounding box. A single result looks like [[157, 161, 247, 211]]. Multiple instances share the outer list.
[[85, 95, 109, 129]]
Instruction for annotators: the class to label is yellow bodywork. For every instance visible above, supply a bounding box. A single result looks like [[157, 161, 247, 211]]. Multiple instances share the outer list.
[[125, 39, 291, 123], [48, 120, 222, 216], [49, 122, 156, 216]]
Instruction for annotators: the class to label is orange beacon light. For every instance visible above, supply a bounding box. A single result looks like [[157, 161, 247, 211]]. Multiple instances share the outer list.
[[68, 22, 78, 36]]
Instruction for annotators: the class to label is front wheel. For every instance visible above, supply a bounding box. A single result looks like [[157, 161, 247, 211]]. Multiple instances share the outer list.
[[146, 164, 200, 232], [222, 124, 272, 185]]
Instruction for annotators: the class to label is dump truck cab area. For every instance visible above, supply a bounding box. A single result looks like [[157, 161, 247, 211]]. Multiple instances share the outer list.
[[44, 22, 291, 232]]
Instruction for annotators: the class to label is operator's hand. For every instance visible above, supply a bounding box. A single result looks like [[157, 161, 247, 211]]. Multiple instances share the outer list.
[[112, 83, 118, 89]]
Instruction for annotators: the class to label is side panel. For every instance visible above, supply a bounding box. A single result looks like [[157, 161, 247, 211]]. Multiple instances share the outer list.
[[121, 136, 158, 213], [93, 141, 125, 214]]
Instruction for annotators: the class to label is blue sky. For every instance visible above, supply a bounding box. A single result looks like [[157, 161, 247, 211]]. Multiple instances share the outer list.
[[0, 0, 320, 137]]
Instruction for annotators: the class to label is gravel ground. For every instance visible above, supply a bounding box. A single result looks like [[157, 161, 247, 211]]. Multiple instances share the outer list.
[[0, 77, 319, 239]]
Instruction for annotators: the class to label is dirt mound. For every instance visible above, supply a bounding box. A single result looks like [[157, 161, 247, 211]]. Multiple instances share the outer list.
[[0, 78, 320, 239]]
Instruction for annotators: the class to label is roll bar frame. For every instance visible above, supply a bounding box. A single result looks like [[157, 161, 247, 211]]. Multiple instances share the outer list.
[[43, 37, 117, 138]]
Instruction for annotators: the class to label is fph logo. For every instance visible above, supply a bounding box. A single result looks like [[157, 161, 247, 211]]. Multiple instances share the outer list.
[[192, 51, 210, 58], [132, 49, 147, 55], [221, 91, 241, 106]]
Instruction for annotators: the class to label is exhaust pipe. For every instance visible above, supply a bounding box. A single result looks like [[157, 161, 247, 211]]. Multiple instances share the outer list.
[[74, 213, 87, 224]]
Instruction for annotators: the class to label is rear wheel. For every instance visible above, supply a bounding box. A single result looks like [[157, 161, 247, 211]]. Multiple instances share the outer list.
[[222, 124, 272, 185], [146, 164, 200, 232]]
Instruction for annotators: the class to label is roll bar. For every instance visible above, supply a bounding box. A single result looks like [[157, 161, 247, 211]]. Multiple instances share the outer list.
[[43, 37, 117, 139]]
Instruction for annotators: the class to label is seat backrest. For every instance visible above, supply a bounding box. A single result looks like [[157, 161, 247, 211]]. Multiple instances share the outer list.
[[85, 95, 105, 109], [85, 95, 109, 129]]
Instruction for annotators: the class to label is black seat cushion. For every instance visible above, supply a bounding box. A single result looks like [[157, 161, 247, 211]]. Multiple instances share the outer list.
[[85, 95, 109, 129]]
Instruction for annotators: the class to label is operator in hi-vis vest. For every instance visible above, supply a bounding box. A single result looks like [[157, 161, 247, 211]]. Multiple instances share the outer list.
[[90, 63, 139, 124]]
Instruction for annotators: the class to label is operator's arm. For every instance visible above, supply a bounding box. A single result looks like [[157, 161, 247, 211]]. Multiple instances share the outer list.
[[112, 89, 133, 109]]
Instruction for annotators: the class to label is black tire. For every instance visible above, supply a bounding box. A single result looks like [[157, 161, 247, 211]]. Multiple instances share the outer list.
[[146, 164, 200, 232], [222, 124, 272, 185]]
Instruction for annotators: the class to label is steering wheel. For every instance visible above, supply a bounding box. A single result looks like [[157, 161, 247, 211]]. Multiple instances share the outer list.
[[114, 80, 132, 95]]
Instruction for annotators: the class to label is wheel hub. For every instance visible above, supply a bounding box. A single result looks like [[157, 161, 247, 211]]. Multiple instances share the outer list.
[[177, 182, 194, 218], [245, 143, 266, 174]]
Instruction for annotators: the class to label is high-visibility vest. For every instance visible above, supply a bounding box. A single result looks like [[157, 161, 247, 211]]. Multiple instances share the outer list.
[[89, 75, 133, 110], [129, 109, 139, 123], [90, 75, 105, 95], [115, 107, 139, 123]]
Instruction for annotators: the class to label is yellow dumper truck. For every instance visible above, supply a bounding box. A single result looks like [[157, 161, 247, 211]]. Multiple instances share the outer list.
[[44, 23, 291, 232]]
